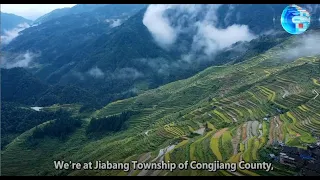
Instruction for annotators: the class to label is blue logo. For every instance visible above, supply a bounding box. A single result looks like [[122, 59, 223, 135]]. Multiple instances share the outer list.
[[281, 4, 311, 35]]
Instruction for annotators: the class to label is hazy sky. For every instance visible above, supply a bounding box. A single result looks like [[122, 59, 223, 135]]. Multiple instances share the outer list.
[[1, 4, 76, 20]]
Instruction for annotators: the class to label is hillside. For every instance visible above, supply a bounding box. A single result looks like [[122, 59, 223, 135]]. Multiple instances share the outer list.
[[2, 4, 307, 108], [1, 30, 319, 176], [1, 67, 48, 104], [1, 67, 99, 148], [1, 67, 99, 106], [0, 12, 32, 34], [33, 4, 102, 24]]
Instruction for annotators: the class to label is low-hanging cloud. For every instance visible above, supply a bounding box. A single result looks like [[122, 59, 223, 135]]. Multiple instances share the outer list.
[[105, 19, 123, 28], [110, 19, 122, 28], [88, 66, 105, 78], [1, 23, 30, 45], [278, 32, 320, 60], [1, 51, 38, 69], [192, 23, 256, 56], [137, 57, 193, 77], [141, 4, 257, 75], [142, 4, 256, 56], [112, 67, 144, 80], [139, 57, 171, 76], [142, 4, 177, 49], [87, 66, 143, 80], [224, 4, 236, 25]]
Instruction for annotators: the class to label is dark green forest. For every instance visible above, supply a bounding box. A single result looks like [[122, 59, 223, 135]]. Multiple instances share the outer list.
[[86, 111, 138, 136], [1, 104, 80, 148], [30, 110, 82, 141]]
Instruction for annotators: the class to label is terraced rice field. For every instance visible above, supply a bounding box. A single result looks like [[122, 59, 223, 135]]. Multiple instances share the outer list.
[[65, 64, 320, 175], [2, 38, 320, 176]]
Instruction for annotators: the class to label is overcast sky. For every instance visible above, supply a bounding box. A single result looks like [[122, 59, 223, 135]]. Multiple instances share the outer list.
[[1, 4, 76, 20]]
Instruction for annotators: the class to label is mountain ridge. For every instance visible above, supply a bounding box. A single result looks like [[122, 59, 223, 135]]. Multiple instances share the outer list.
[[0, 12, 33, 34], [33, 4, 103, 24]]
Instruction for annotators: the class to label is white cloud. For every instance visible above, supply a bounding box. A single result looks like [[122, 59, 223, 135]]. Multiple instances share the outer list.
[[1, 4, 76, 20], [192, 23, 256, 56], [142, 4, 177, 49], [112, 68, 143, 80], [88, 66, 104, 78], [137, 4, 261, 78], [224, 4, 236, 25], [279, 32, 320, 60], [143, 4, 256, 57], [109, 19, 122, 28], [139, 5, 258, 76], [2, 51, 38, 69], [1, 23, 30, 44]]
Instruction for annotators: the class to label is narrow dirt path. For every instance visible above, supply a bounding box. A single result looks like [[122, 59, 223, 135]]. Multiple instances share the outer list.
[[128, 152, 151, 176], [245, 121, 253, 150], [227, 170, 244, 176], [231, 127, 241, 155], [275, 116, 283, 142], [313, 90, 319, 99], [137, 169, 149, 176], [227, 112, 238, 122], [194, 127, 206, 135], [213, 128, 229, 138], [241, 123, 247, 142], [150, 170, 162, 176], [258, 123, 263, 138], [282, 90, 290, 98], [145, 130, 150, 136], [139, 152, 152, 163], [240, 154, 243, 161], [251, 121, 259, 137], [274, 85, 290, 99], [267, 118, 275, 145]]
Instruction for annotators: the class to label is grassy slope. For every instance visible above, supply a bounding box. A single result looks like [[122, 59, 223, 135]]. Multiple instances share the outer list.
[[1, 35, 320, 176]]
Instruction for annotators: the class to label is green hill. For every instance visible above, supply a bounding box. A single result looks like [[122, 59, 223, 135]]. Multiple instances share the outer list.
[[2, 30, 319, 176]]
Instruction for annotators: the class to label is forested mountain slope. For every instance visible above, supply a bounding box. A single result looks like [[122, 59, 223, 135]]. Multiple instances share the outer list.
[[2, 29, 320, 176]]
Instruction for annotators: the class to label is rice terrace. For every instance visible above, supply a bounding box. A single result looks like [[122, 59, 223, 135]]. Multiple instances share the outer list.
[[1, 4, 320, 177]]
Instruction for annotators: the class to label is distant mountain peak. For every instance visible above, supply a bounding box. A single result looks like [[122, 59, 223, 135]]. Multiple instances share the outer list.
[[0, 12, 32, 40], [33, 4, 107, 24]]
